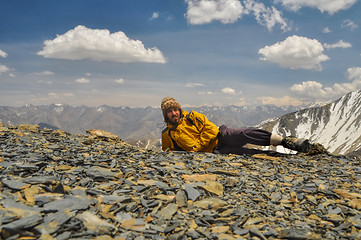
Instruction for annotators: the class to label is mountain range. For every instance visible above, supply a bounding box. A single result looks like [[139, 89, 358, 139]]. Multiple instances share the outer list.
[[0, 103, 300, 147], [259, 90, 361, 157], [0, 90, 359, 156]]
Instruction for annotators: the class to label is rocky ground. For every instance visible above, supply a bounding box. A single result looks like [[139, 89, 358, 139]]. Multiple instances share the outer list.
[[0, 123, 360, 240]]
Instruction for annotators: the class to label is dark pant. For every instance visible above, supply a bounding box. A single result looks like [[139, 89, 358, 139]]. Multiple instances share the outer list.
[[214, 125, 272, 155]]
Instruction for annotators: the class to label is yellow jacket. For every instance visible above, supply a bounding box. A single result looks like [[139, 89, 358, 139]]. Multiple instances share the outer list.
[[161, 110, 219, 153]]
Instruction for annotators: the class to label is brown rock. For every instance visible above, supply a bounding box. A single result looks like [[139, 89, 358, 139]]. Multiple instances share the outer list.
[[199, 181, 224, 196], [78, 211, 117, 234], [182, 174, 218, 182], [17, 124, 40, 133], [86, 129, 119, 140]]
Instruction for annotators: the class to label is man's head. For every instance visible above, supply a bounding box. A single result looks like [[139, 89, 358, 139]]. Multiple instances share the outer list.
[[161, 97, 182, 125]]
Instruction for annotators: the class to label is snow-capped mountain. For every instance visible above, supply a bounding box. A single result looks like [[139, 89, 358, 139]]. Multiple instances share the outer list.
[[260, 90, 361, 155]]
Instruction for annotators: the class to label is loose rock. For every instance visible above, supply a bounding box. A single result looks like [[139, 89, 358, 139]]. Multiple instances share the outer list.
[[0, 124, 360, 239]]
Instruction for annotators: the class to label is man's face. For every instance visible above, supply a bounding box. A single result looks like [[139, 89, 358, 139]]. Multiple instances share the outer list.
[[166, 107, 181, 125]]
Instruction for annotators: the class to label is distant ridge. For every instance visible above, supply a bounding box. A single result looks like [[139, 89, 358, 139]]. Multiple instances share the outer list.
[[0, 104, 300, 148]]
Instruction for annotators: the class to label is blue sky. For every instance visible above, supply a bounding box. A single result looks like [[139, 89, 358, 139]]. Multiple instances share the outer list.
[[0, 0, 360, 107]]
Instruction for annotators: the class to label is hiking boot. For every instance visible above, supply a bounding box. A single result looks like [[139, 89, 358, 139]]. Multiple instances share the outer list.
[[281, 136, 310, 153]]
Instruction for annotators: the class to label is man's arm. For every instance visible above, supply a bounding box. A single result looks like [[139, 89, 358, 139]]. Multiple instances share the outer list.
[[161, 128, 173, 151], [187, 111, 219, 152]]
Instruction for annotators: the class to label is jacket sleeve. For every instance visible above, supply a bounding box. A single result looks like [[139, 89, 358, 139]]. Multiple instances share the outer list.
[[161, 128, 173, 151], [187, 111, 219, 152]]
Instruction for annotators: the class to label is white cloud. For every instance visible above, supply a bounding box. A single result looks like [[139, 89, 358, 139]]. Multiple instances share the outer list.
[[258, 95, 303, 106], [185, 82, 204, 87], [114, 78, 125, 84], [63, 93, 75, 97], [48, 92, 59, 98], [346, 67, 361, 84], [31, 70, 55, 76], [236, 97, 247, 106], [75, 77, 90, 83], [0, 64, 10, 75], [323, 27, 331, 33], [37, 25, 166, 64], [222, 87, 236, 94], [258, 35, 329, 71], [48, 92, 74, 99], [290, 67, 361, 101], [185, 0, 245, 24], [341, 19, 358, 31], [37, 80, 53, 84], [150, 12, 159, 20], [198, 91, 214, 95], [185, 0, 289, 31], [243, 0, 289, 31], [0, 49, 8, 58], [290, 81, 332, 99], [324, 40, 352, 49], [275, 0, 357, 14]]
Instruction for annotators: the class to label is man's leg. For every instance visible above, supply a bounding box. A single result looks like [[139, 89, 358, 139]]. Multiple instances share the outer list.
[[216, 125, 310, 154], [269, 133, 310, 153], [216, 125, 272, 154], [218, 125, 272, 147], [270, 133, 283, 146]]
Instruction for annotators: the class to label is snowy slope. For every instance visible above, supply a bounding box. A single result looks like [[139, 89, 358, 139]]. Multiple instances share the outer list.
[[260, 90, 361, 155]]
